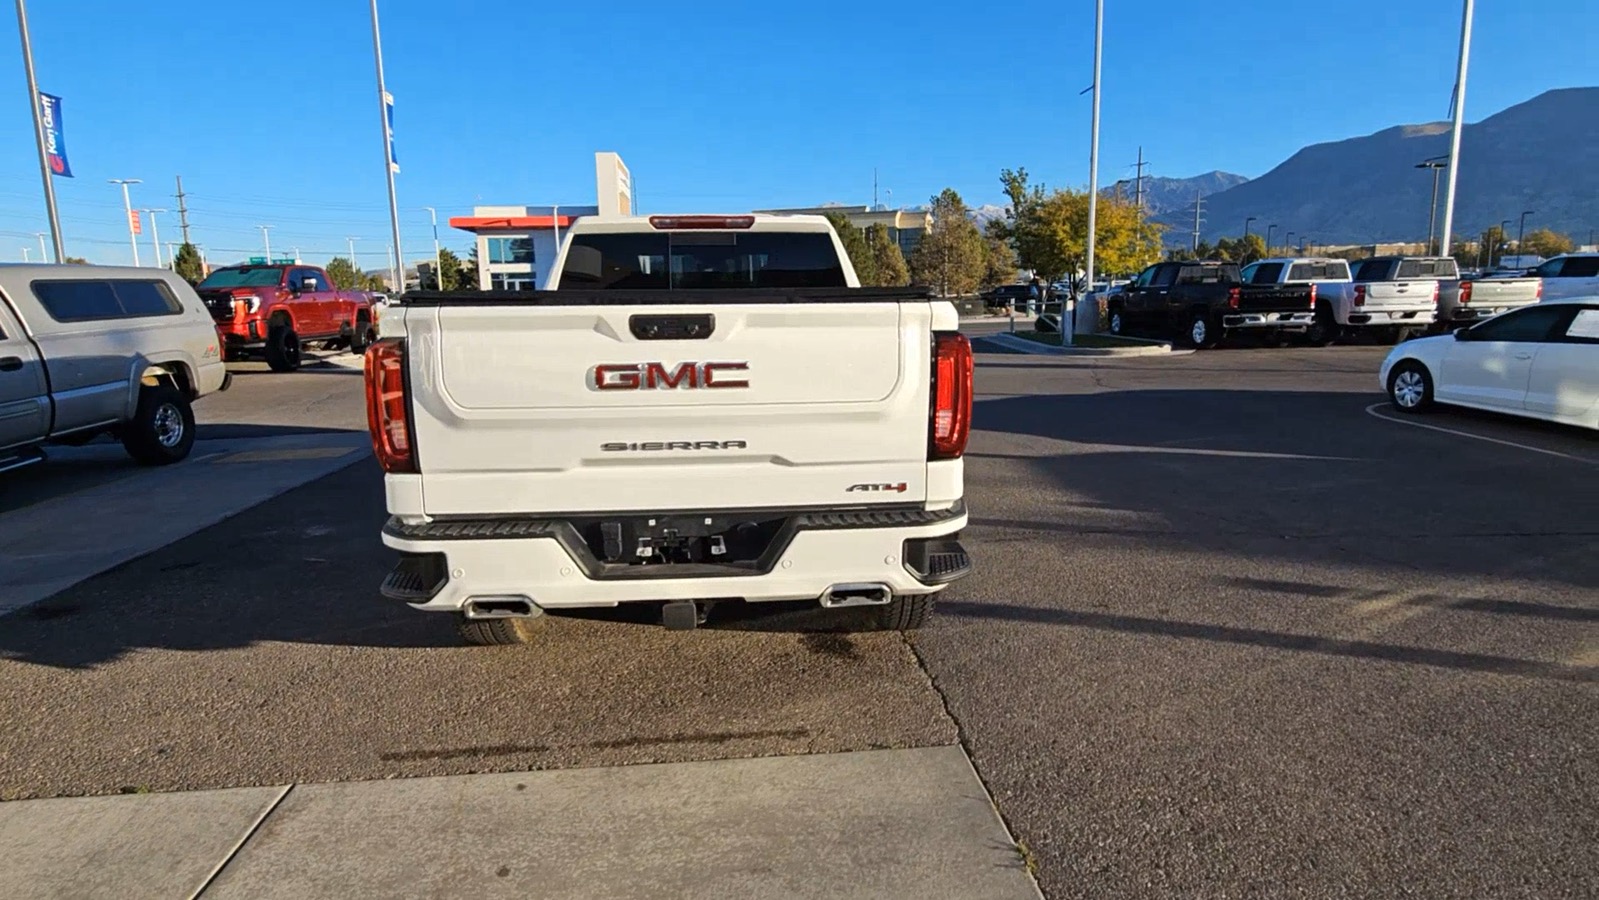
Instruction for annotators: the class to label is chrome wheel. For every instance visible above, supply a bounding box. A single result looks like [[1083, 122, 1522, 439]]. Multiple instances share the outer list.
[[1110, 312, 1124, 334], [153, 402, 185, 447], [1190, 317, 1208, 346], [1391, 369, 1426, 408]]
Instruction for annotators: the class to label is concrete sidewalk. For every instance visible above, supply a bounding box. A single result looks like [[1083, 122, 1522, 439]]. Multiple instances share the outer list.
[[0, 747, 1042, 900]]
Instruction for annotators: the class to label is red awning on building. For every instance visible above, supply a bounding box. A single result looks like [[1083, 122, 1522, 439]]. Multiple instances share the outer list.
[[449, 216, 574, 232]]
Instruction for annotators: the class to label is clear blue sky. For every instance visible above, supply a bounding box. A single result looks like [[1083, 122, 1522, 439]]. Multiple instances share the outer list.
[[1, 0, 1594, 266]]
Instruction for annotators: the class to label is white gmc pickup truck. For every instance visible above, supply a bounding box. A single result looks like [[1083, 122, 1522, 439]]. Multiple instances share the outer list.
[[368, 214, 973, 644]]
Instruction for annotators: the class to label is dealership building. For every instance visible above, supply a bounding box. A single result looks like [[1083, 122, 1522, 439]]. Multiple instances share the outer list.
[[451, 153, 931, 287], [448, 152, 629, 289]]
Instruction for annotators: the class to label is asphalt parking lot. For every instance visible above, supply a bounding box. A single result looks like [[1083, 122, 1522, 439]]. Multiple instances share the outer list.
[[2, 335, 1594, 899]]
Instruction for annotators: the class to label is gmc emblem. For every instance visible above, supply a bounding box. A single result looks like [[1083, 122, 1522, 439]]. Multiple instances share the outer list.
[[592, 361, 750, 391]]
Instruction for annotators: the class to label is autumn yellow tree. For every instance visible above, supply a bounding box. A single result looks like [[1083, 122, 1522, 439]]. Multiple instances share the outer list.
[[995, 168, 1164, 289]]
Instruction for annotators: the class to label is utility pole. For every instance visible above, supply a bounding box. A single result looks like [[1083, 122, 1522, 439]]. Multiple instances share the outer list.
[[258, 224, 273, 263], [1191, 190, 1205, 252], [873, 168, 878, 210], [16, 0, 65, 262], [1438, 0, 1473, 259], [1131, 147, 1147, 216], [346, 237, 359, 264], [370, 0, 404, 292], [109, 178, 142, 266], [142, 208, 166, 267], [1517, 210, 1534, 256], [174, 175, 192, 245], [34, 232, 46, 260]]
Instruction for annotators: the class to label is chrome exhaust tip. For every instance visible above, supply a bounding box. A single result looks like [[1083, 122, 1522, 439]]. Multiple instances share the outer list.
[[463, 596, 540, 619], [819, 583, 893, 609]]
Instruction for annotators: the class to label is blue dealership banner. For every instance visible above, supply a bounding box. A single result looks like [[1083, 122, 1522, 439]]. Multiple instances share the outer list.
[[384, 91, 398, 173], [38, 92, 73, 178]]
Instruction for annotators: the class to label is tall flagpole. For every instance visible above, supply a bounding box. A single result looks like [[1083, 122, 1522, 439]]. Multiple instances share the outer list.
[[15, 0, 63, 262], [1438, 0, 1473, 259], [370, 0, 404, 292], [1078, 0, 1104, 347]]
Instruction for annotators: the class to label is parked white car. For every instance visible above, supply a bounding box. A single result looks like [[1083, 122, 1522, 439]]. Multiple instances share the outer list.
[[0, 265, 230, 472], [1528, 253, 1599, 302], [1380, 298, 1598, 430]]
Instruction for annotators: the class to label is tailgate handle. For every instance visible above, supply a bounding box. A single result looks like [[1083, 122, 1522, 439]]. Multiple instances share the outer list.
[[630, 314, 715, 341]]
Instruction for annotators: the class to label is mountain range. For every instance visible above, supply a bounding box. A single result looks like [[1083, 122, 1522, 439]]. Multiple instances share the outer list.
[[1106, 172, 1249, 219], [1152, 87, 1599, 247]]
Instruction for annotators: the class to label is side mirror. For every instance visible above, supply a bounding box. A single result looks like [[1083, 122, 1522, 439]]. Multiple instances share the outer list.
[[1453, 327, 1472, 341]]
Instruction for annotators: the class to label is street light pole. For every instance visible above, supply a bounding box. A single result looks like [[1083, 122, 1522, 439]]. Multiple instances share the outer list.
[[1517, 210, 1534, 257], [370, 0, 404, 292], [423, 207, 442, 290], [16, 0, 64, 262], [346, 236, 359, 265], [1417, 158, 1447, 254], [1437, 0, 1473, 258], [34, 232, 46, 261], [1077, 0, 1103, 349], [258, 224, 273, 263], [1244, 216, 1256, 243], [1266, 224, 1276, 253], [1285, 232, 1295, 253], [142, 208, 166, 267], [108, 179, 141, 266]]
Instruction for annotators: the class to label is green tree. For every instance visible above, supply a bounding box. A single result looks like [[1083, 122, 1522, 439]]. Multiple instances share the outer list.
[[994, 168, 1164, 288], [1518, 228, 1574, 259], [980, 220, 1018, 288], [173, 243, 204, 284], [863, 223, 910, 286], [1481, 225, 1509, 267], [325, 256, 367, 290], [418, 248, 476, 290], [63, 255, 89, 264], [909, 188, 986, 296], [824, 212, 876, 286]]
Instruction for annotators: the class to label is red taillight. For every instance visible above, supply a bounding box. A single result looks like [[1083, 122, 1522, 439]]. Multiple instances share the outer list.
[[1432, 284, 1441, 306], [1459, 281, 1472, 304], [648, 215, 755, 230], [364, 338, 416, 473], [930, 333, 973, 460], [1308, 283, 1318, 309], [1535, 280, 1543, 300], [1227, 286, 1240, 309], [1353, 284, 1367, 307]]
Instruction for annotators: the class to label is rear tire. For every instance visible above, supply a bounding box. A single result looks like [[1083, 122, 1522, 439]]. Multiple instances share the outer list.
[[265, 326, 302, 372], [349, 317, 375, 354], [121, 383, 195, 466], [1185, 312, 1220, 350], [1304, 302, 1336, 347], [877, 593, 936, 631], [458, 615, 547, 646], [1387, 361, 1434, 414]]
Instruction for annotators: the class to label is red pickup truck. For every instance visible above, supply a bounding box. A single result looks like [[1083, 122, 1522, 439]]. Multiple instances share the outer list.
[[196, 264, 376, 371]]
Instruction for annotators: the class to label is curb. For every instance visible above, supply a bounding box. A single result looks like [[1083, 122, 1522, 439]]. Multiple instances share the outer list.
[[978, 332, 1191, 357]]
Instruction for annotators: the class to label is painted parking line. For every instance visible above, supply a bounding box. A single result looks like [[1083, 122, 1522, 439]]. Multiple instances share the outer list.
[[1364, 402, 1597, 465]]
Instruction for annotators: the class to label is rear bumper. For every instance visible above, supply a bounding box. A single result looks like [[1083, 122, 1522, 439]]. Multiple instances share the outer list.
[[1342, 308, 1435, 327], [379, 504, 970, 611], [1222, 311, 1315, 329], [1443, 305, 1530, 323]]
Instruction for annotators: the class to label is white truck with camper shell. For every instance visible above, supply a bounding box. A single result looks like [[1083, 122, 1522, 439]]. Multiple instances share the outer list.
[[367, 213, 973, 645], [1399, 256, 1542, 331], [0, 265, 229, 473]]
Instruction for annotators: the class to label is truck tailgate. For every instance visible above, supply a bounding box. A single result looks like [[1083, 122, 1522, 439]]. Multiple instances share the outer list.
[[1237, 284, 1314, 312], [1464, 277, 1540, 308], [403, 302, 933, 516], [1364, 280, 1437, 309]]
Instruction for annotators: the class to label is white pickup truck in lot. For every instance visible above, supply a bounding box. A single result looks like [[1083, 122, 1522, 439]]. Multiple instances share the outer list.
[[0, 265, 229, 473], [369, 214, 973, 645], [1408, 256, 1543, 331], [1528, 253, 1599, 302], [1305, 256, 1439, 345]]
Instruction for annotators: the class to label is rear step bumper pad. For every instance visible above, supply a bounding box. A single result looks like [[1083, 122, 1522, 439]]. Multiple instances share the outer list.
[[379, 504, 968, 611]]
